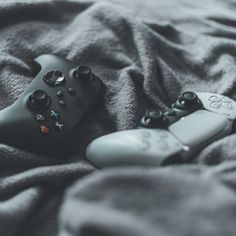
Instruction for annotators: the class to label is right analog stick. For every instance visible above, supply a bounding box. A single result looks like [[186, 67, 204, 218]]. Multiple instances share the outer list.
[[174, 91, 202, 110], [74, 65, 93, 81]]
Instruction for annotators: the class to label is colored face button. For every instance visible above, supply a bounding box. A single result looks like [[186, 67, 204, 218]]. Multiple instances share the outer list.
[[40, 125, 50, 134], [54, 121, 64, 131], [35, 114, 46, 123], [43, 71, 65, 86], [49, 110, 60, 120]]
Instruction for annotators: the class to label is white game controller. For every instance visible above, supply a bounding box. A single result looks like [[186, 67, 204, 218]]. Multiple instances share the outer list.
[[86, 92, 236, 168]]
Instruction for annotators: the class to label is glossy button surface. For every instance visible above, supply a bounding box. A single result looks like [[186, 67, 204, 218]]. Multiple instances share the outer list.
[[40, 125, 50, 134], [49, 110, 60, 120], [35, 114, 46, 122], [54, 121, 64, 131]]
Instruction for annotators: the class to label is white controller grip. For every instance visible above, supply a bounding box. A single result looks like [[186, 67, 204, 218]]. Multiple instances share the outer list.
[[86, 92, 236, 168], [86, 129, 182, 168]]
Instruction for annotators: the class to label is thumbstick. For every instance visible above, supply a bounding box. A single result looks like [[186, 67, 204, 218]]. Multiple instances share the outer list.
[[28, 90, 49, 108], [73, 65, 93, 81], [173, 91, 202, 110], [140, 110, 168, 128]]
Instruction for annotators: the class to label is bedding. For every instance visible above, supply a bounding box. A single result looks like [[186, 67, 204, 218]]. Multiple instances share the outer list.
[[0, 0, 236, 235]]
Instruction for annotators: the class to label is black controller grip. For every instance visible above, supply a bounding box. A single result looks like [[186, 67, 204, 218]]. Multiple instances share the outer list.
[[0, 54, 105, 156]]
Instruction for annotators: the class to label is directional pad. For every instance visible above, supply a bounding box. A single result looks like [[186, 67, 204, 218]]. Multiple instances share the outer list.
[[43, 71, 65, 86]]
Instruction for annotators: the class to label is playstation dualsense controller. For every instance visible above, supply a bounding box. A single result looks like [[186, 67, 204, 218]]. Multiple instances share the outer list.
[[0, 54, 104, 156], [86, 92, 236, 168]]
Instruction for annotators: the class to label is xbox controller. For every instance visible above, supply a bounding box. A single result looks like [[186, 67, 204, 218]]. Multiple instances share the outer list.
[[0, 54, 104, 156], [86, 92, 236, 168]]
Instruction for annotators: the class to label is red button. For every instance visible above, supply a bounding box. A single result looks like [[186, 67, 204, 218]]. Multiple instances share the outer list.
[[40, 125, 50, 134]]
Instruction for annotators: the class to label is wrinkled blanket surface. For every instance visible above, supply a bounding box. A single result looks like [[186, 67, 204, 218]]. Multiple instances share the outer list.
[[1, 0, 236, 235]]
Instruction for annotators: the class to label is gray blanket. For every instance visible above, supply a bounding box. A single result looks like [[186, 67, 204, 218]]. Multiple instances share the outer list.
[[1, 0, 236, 235]]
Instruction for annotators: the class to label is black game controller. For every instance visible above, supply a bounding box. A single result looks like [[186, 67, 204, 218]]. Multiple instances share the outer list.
[[0, 54, 104, 156], [86, 92, 236, 168]]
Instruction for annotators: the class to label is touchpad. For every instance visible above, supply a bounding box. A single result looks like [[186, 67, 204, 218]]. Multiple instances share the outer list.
[[168, 110, 229, 147]]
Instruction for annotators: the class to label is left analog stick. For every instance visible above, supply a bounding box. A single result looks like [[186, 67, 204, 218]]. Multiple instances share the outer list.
[[28, 90, 49, 108], [140, 110, 168, 128]]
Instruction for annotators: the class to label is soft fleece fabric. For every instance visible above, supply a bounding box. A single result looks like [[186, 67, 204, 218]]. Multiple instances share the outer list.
[[1, 0, 236, 235]]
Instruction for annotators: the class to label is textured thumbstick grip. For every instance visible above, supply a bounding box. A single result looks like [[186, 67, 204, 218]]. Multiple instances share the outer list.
[[140, 110, 168, 128], [28, 90, 49, 108], [174, 91, 202, 110], [73, 65, 93, 81]]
